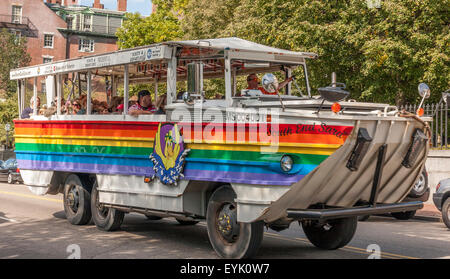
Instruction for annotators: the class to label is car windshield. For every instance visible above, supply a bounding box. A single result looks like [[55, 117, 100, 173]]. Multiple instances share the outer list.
[[4, 159, 17, 169]]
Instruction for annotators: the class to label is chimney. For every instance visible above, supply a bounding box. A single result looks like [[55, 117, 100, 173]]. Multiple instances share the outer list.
[[93, 0, 104, 9], [117, 0, 127, 12]]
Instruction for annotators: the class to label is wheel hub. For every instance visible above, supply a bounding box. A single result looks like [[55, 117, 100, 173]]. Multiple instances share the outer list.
[[96, 191, 109, 217], [66, 186, 79, 212], [217, 204, 240, 243]]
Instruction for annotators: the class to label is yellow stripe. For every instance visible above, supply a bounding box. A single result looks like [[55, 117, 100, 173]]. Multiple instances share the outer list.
[[0, 190, 63, 203], [15, 135, 339, 155], [186, 143, 337, 155]]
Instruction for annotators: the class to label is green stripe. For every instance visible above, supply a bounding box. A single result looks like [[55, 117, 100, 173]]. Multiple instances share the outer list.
[[16, 142, 328, 165]]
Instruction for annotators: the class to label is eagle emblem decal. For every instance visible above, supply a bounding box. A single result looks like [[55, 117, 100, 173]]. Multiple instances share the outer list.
[[148, 123, 189, 186]]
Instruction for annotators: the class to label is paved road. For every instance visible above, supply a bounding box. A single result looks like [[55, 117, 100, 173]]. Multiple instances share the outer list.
[[0, 182, 449, 259]]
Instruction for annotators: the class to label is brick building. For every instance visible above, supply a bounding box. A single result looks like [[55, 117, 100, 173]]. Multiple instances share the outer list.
[[0, 0, 127, 94]]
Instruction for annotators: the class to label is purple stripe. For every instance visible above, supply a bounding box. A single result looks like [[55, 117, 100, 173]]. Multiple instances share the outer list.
[[17, 160, 303, 186]]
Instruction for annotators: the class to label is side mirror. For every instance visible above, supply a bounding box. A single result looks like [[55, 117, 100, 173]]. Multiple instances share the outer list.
[[262, 73, 279, 93], [418, 83, 431, 99]]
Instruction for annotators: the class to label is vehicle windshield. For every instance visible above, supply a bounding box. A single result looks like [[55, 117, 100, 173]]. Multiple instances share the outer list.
[[4, 159, 17, 169]]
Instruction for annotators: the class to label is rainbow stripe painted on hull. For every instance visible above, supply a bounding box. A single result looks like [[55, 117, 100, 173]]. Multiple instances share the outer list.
[[14, 120, 354, 186]]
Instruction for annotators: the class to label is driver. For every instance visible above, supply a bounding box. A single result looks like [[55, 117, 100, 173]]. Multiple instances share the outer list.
[[246, 73, 293, 95]]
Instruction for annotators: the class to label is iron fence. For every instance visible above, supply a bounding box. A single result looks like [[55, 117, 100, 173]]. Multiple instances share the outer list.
[[400, 102, 449, 149]]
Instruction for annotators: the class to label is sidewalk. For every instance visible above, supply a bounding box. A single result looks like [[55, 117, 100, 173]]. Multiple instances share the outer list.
[[414, 203, 442, 222]]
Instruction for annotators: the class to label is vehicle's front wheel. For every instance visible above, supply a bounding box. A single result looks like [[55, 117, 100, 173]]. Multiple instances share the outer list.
[[206, 185, 264, 259], [91, 183, 124, 231], [301, 217, 357, 250], [176, 218, 199, 226], [63, 174, 92, 225], [7, 173, 13, 184], [391, 210, 416, 220], [442, 198, 450, 229]]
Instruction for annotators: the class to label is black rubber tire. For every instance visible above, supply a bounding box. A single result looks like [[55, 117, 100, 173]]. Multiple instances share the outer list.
[[441, 198, 450, 229], [7, 173, 13, 184], [358, 215, 370, 222], [175, 218, 199, 226], [63, 174, 92, 225], [391, 210, 416, 220], [301, 217, 357, 250], [145, 215, 163, 220], [409, 168, 428, 198], [91, 183, 124, 231], [206, 185, 264, 259]]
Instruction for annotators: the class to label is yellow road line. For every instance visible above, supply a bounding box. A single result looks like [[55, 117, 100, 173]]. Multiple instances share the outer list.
[[264, 232, 418, 259], [0, 190, 63, 204]]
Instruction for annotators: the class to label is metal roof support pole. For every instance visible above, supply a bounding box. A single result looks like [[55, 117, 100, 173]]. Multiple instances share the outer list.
[[286, 68, 292, 96], [33, 77, 38, 116], [167, 48, 177, 105], [224, 50, 232, 106], [123, 65, 129, 114], [56, 74, 62, 115], [87, 71, 92, 115], [17, 80, 21, 119], [302, 63, 311, 98], [154, 77, 158, 105], [20, 79, 26, 117], [232, 67, 237, 97]]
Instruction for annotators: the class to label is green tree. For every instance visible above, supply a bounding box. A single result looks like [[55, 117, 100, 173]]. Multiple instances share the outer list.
[[116, 0, 187, 49], [181, 0, 449, 105], [0, 29, 31, 98]]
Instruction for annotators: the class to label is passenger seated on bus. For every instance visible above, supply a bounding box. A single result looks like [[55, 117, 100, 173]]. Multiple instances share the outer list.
[[128, 90, 156, 116], [71, 101, 82, 115], [154, 94, 167, 115], [109, 96, 123, 113], [246, 73, 292, 95], [21, 96, 41, 119]]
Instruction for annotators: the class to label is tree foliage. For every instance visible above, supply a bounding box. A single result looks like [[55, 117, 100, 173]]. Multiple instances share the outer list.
[[116, 0, 187, 49], [118, 0, 449, 105], [0, 29, 31, 98]]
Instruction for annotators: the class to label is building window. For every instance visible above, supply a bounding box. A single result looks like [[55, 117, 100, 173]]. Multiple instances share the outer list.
[[12, 5, 22, 24], [67, 16, 73, 30], [83, 14, 92, 31], [44, 34, 54, 48], [79, 39, 94, 52], [43, 57, 53, 64]]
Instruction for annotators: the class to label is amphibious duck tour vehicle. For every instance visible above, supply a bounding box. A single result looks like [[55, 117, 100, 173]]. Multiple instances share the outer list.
[[10, 38, 431, 258]]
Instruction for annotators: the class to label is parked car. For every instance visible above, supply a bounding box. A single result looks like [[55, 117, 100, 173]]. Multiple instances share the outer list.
[[0, 158, 23, 184], [359, 168, 429, 221], [433, 178, 450, 229]]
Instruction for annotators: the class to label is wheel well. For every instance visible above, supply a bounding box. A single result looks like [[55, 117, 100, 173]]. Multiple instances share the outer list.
[[182, 181, 231, 217], [49, 172, 96, 194]]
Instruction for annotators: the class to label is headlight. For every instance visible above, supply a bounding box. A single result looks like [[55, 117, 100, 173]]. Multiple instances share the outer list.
[[280, 155, 293, 173]]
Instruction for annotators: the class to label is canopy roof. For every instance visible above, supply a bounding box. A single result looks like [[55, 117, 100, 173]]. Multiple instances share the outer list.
[[10, 37, 318, 81]]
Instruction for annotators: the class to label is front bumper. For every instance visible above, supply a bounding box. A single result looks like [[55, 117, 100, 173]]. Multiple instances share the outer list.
[[433, 193, 444, 211], [286, 201, 424, 221]]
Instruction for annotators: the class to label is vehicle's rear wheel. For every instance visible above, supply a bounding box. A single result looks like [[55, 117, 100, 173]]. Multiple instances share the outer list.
[[391, 210, 416, 220], [301, 217, 357, 250], [91, 182, 124, 231], [7, 173, 13, 184], [206, 185, 264, 259], [442, 198, 450, 229], [175, 218, 199, 226], [63, 174, 92, 225]]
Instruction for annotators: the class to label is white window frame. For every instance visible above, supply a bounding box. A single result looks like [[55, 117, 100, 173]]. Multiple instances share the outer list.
[[12, 5, 22, 24], [42, 56, 53, 64], [83, 14, 92, 31], [78, 38, 95, 53], [43, 33, 54, 49]]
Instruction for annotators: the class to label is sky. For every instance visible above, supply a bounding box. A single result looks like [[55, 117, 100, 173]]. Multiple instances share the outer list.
[[78, 0, 152, 16]]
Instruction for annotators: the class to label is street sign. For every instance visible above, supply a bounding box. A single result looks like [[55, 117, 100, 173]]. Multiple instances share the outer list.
[[5, 124, 11, 132]]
